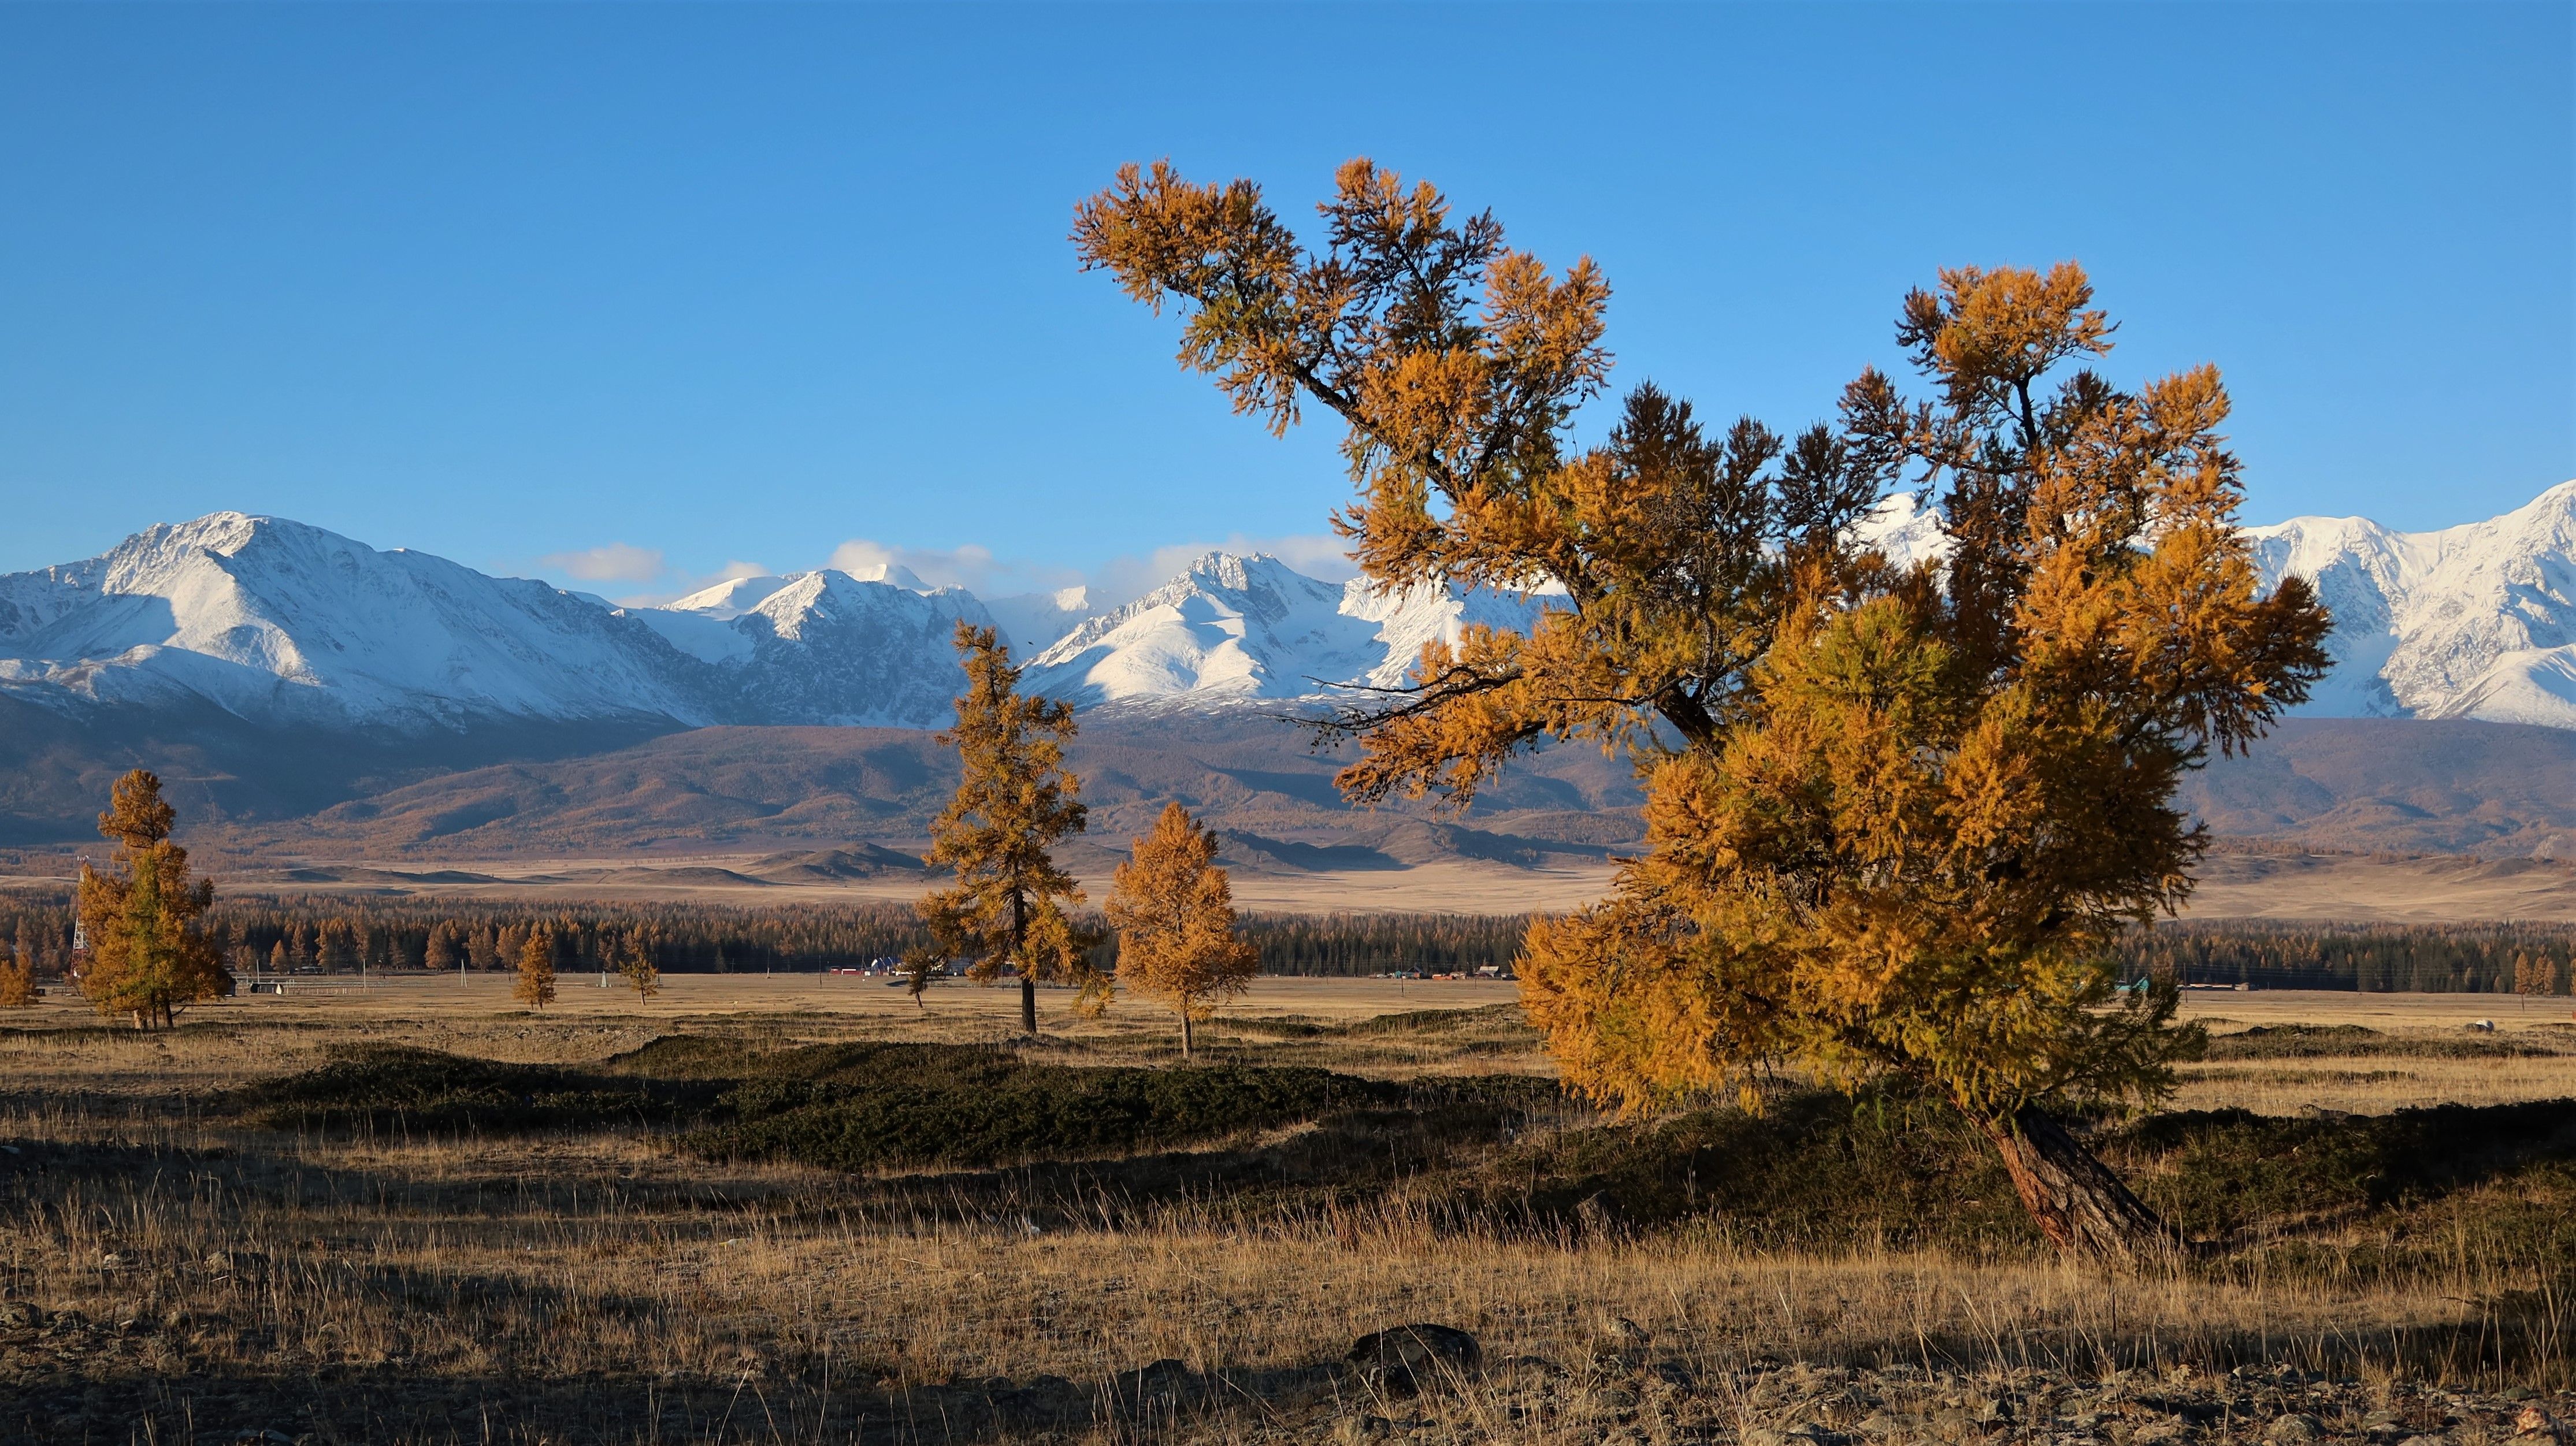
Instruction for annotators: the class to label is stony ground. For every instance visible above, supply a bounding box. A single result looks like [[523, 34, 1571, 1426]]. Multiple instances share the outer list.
[[7, 1300, 2573, 1444]]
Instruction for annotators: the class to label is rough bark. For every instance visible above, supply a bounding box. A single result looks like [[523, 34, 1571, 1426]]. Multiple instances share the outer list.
[[1981, 1103, 2167, 1259], [1181, 1011, 1194, 1060], [1020, 973, 1038, 1036]]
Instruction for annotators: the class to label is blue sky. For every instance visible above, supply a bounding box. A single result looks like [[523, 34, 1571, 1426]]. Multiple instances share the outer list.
[[2, 2, 2567, 600]]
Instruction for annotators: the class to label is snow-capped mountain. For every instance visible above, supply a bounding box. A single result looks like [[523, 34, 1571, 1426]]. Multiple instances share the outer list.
[[1851, 482, 2576, 731], [0, 514, 1006, 730], [0, 515, 1528, 731], [1020, 552, 1547, 705], [2248, 481, 2576, 729], [9, 485, 2571, 737], [704, 569, 993, 727], [0, 513, 712, 727]]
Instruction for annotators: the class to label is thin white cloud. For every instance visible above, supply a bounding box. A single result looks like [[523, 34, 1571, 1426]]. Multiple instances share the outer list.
[[607, 559, 774, 609], [538, 542, 665, 583], [825, 537, 1083, 597]]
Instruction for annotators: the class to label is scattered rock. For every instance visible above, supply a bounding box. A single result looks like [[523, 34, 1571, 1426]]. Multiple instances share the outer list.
[[1746, 1426, 1849, 1446], [1590, 1314, 1652, 1370], [1118, 1356, 1196, 1405], [1346, 1323, 1482, 1395], [2267, 1411, 2325, 1443]]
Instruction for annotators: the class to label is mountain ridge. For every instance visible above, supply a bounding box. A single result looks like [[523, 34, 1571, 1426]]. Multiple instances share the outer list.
[[0, 514, 1546, 733], [8, 485, 2574, 735]]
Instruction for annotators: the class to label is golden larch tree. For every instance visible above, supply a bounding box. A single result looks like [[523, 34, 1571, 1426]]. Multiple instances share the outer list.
[[0, 944, 35, 1008], [514, 928, 558, 1010], [619, 934, 662, 1001], [1077, 161, 2333, 1257], [1107, 802, 1259, 1057], [899, 950, 941, 1010], [919, 622, 1105, 1034], [2514, 950, 2563, 1002], [76, 770, 231, 1030]]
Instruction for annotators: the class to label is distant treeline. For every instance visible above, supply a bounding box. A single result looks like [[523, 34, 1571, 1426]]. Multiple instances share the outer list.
[[2118, 921, 2575, 995], [5, 893, 2567, 993], [0, 896, 1534, 979]]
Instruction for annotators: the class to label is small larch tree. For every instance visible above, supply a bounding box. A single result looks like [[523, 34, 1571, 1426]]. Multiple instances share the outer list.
[[900, 950, 941, 1010], [1078, 160, 2333, 1257], [75, 770, 231, 1030], [920, 622, 1106, 1034], [619, 934, 662, 1001], [1107, 802, 1259, 1058], [514, 928, 558, 1010], [0, 945, 35, 1008], [2514, 950, 2560, 1003]]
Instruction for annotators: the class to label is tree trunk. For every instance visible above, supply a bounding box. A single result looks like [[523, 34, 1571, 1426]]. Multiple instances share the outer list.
[[1980, 1103, 2167, 1259], [1020, 973, 1037, 1036], [1181, 1012, 1193, 1060]]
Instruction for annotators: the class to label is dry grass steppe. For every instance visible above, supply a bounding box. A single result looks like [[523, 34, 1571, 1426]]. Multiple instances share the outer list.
[[2, 977, 2573, 1444]]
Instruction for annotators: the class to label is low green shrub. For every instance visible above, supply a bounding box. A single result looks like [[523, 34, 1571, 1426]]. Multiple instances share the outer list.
[[692, 1048, 1393, 1170], [2204, 1023, 2573, 1061], [1346, 1002, 1533, 1039], [1450, 1087, 2040, 1251], [235, 1044, 715, 1133], [2117, 1096, 2576, 1235], [1451, 1087, 2576, 1265]]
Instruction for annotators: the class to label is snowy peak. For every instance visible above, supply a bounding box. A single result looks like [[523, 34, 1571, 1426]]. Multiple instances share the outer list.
[[834, 560, 930, 591], [2251, 480, 2576, 728], [1023, 551, 1546, 706], [1337, 576, 1554, 690], [717, 569, 992, 727], [1851, 491, 1952, 571], [0, 511, 709, 727], [666, 574, 791, 619]]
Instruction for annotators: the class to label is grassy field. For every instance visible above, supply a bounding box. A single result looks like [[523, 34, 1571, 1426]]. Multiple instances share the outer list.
[[2, 977, 2573, 1444]]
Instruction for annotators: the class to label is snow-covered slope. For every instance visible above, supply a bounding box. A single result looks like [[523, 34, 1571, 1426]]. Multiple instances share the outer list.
[[2249, 481, 2576, 728], [1021, 551, 1546, 705], [714, 570, 992, 727], [985, 586, 1104, 656], [0, 513, 712, 727]]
